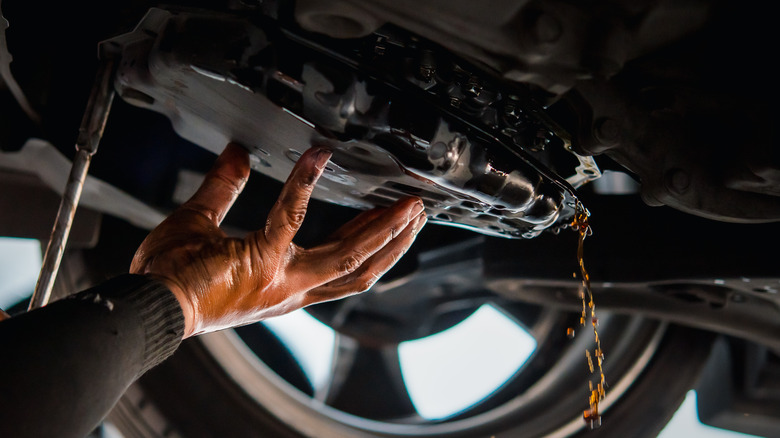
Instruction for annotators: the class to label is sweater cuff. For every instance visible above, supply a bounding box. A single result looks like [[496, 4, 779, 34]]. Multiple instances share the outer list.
[[85, 274, 185, 376]]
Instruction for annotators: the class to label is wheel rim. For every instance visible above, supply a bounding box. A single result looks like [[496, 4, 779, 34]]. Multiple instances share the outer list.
[[200, 303, 666, 437]]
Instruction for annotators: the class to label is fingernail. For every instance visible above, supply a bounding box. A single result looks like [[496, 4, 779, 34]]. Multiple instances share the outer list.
[[410, 199, 424, 217], [314, 148, 332, 168], [412, 213, 427, 235]]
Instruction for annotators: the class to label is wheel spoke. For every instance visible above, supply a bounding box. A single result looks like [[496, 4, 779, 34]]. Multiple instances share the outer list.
[[492, 300, 571, 343], [234, 324, 313, 395], [316, 335, 418, 420]]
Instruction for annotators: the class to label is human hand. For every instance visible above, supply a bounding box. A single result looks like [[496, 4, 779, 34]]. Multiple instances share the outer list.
[[130, 143, 427, 338]]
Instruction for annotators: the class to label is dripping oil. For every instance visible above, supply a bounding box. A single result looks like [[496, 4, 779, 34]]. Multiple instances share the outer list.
[[571, 202, 605, 430]]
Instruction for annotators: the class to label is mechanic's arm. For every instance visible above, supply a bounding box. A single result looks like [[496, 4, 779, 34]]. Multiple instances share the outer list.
[[0, 143, 426, 438]]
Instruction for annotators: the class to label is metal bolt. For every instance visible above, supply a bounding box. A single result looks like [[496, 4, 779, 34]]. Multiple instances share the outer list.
[[504, 104, 523, 128], [419, 65, 435, 81], [417, 49, 436, 82], [467, 76, 482, 96], [428, 142, 447, 160], [594, 117, 621, 146], [584, 117, 622, 154], [531, 129, 549, 151]]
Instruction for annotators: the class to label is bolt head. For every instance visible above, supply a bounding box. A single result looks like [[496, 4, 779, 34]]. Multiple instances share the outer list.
[[594, 118, 621, 145], [419, 66, 435, 81]]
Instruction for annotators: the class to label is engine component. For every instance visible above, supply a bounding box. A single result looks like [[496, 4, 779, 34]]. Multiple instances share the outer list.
[[290, 0, 780, 223], [102, 7, 599, 238]]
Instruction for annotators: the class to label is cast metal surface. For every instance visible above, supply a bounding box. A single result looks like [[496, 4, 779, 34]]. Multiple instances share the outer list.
[[290, 0, 780, 223], [29, 60, 115, 309], [0, 2, 776, 435], [103, 7, 600, 239], [93, 2, 780, 353]]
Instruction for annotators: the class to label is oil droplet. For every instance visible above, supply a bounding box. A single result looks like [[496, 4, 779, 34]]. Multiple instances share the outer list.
[[583, 408, 602, 430], [571, 201, 606, 429], [586, 350, 595, 373]]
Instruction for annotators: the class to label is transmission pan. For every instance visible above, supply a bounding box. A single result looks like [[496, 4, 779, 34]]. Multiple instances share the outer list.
[[103, 8, 590, 238]]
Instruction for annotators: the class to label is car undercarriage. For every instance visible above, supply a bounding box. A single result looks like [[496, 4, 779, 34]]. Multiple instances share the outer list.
[[1, 0, 779, 437]]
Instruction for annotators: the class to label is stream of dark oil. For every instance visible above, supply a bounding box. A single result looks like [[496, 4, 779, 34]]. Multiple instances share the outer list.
[[571, 202, 605, 430]]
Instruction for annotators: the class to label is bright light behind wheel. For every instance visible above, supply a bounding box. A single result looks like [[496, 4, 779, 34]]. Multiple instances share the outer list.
[[261, 310, 336, 391], [398, 304, 537, 419], [0, 237, 41, 310], [659, 391, 763, 438]]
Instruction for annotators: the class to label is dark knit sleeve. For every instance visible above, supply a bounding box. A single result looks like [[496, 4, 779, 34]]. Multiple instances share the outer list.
[[0, 274, 184, 438], [91, 274, 185, 375]]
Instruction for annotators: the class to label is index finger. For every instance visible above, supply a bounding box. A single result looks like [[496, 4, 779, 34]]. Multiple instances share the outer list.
[[260, 146, 331, 250], [180, 142, 250, 225]]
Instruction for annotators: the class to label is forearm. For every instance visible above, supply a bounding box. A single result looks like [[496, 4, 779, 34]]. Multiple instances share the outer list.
[[0, 274, 184, 438]]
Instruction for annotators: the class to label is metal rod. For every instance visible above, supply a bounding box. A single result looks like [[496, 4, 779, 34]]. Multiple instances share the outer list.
[[29, 60, 116, 310]]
